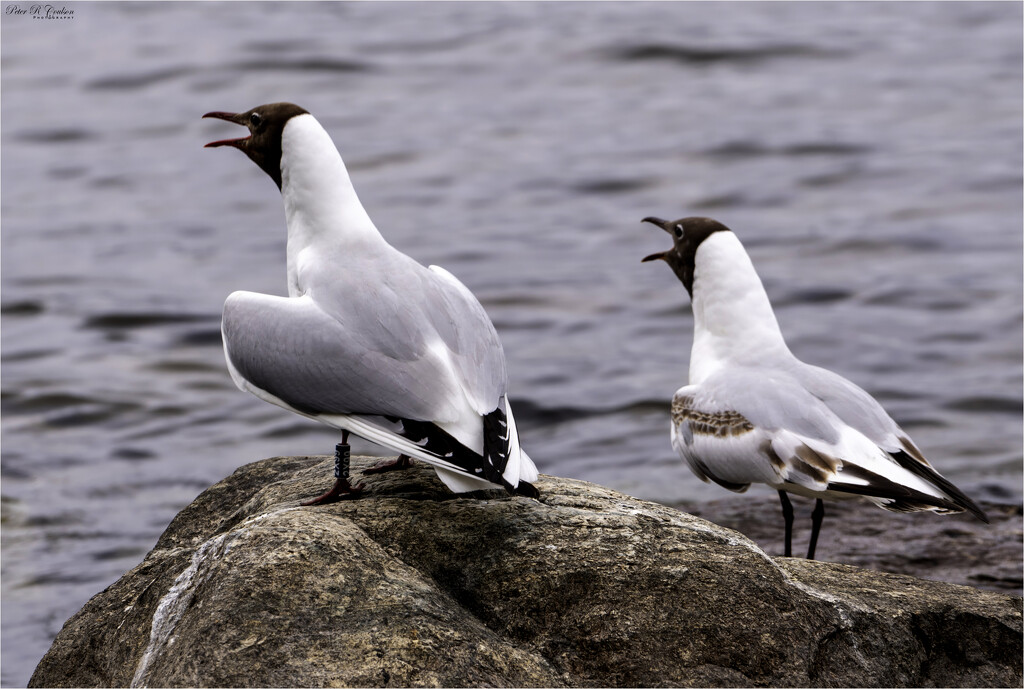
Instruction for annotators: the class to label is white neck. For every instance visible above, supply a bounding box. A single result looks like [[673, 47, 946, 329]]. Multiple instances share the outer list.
[[278, 114, 384, 295], [688, 232, 792, 383]]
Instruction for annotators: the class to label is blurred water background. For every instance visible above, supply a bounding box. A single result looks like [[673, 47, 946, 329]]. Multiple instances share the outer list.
[[2, 2, 1022, 685]]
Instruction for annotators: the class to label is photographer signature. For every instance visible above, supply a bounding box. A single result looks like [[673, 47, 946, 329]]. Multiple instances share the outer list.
[[5, 4, 75, 19]]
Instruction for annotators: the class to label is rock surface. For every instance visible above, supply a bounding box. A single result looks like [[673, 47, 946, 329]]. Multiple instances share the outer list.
[[31, 455, 1023, 688], [682, 495, 1023, 596]]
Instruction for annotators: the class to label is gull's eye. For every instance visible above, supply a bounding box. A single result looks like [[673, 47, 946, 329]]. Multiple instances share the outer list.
[[674, 224, 684, 239], [250, 112, 262, 127]]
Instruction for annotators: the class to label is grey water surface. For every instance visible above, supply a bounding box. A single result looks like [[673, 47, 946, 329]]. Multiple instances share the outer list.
[[2, 2, 1022, 685]]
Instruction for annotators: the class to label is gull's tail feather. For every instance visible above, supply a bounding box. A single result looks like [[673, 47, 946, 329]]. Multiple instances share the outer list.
[[518, 449, 539, 484]]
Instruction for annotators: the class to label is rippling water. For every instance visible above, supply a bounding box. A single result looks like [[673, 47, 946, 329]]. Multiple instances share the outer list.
[[2, 2, 1022, 685]]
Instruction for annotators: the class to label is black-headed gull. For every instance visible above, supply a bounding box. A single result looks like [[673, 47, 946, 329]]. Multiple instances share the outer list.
[[642, 215, 986, 559], [203, 103, 538, 503]]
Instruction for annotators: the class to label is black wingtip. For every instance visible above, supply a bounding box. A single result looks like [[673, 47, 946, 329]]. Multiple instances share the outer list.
[[830, 458, 990, 524], [966, 501, 991, 524], [482, 406, 513, 488], [512, 480, 540, 499], [889, 450, 989, 524], [962, 499, 989, 524]]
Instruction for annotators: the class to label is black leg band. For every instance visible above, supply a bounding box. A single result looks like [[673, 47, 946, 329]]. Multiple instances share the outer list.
[[334, 443, 350, 480]]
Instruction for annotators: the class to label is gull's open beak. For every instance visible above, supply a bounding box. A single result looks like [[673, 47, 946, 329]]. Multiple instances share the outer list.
[[641, 216, 671, 262], [203, 111, 248, 149]]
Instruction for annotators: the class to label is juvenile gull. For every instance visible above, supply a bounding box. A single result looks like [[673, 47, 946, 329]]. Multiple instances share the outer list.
[[203, 103, 538, 502], [641, 216, 987, 559]]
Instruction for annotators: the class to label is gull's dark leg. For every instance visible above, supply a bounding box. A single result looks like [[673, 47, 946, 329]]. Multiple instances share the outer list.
[[301, 431, 365, 505], [807, 498, 825, 560], [778, 490, 794, 557], [363, 454, 414, 474]]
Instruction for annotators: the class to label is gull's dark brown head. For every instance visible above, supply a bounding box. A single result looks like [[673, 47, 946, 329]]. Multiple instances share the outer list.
[[203, 102, 309, 189], [641, 216, 732, 297]]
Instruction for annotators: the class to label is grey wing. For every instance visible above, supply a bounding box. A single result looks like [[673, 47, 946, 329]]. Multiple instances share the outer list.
[[794, 362, 904, 447], [705, 367, 843, 444], [425, 264, 507, 413], [791, 362, 987, 519], [304, 253, 508, 417], [222, 290, 467, 423], [696, 366, 913, 488], [673, 376, 840, 492], [693, 366, 986, 519]]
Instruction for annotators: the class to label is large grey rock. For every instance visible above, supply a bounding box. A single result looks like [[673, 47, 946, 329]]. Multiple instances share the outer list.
[[31, 455, 1022, 688], [684, 494, 1023, 595]]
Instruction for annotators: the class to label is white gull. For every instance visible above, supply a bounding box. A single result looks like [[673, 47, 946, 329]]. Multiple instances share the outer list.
[[641, 215, 987, 558], [203, 103, 538, 502]]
